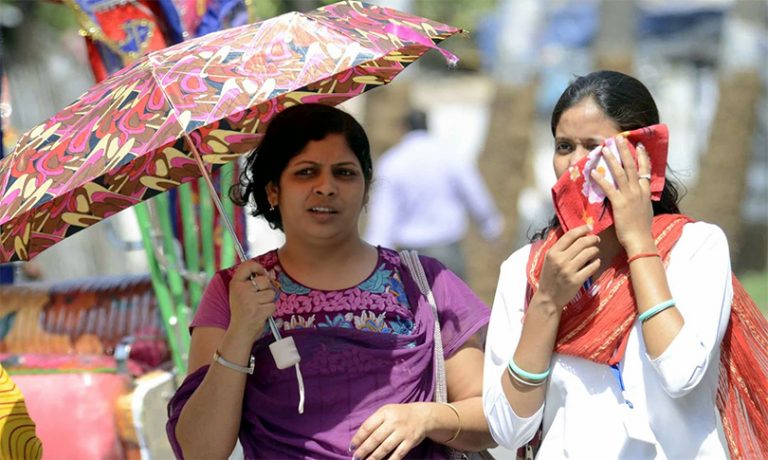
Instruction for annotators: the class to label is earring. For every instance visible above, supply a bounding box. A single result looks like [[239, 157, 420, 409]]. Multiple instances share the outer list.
[[269, 203, 276, 211]]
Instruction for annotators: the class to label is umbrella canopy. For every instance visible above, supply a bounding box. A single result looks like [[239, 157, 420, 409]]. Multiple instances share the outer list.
[[0, 1, 460, 262]]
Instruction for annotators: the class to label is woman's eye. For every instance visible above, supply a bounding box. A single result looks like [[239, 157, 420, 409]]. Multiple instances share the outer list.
[[335, 168, 357, 177], [586, 144, 600, 151], [555, 142, 573, 154], [295, 168, 314, 176]]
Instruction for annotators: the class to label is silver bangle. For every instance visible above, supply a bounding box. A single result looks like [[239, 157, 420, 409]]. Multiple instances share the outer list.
[[213, 350, 255, 374], [507, 364, 547, 387]]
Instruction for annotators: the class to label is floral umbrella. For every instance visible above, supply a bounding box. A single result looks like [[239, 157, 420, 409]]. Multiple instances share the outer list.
[[0, 0, 460, 263]]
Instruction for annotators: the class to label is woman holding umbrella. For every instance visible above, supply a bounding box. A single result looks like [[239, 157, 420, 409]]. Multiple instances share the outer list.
[[482, 70, 768, 458], [167, 103, 495, 459]]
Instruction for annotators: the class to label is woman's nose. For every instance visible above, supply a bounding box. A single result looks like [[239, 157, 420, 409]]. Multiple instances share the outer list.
[[313, 173, 337, 196], [569, 146, 590, 167]]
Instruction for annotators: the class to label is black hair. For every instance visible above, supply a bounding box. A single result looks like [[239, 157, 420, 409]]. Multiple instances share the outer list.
[[406, 109, 428, 131], [532, 70, 683, 241], [230, 103, 372, 231]]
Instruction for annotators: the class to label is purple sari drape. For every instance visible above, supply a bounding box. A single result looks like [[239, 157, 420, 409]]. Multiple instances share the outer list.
[[167, 255, 489, 459]]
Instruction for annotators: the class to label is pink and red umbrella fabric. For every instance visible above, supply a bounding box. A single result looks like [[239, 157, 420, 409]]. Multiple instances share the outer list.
[[0, 1, 460, 262]]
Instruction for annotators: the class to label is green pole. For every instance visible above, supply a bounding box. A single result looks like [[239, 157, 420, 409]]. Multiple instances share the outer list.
[[134, 202, 186, 374], [219, 163, 237, 269], [153, 194, 192, 354], [199, 178, 217, 276], [178, 183, 204, 309]]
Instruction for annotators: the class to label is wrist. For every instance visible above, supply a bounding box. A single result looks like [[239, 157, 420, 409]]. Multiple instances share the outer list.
[[423, 402, 440, 435], [426, 402, 461, 444], [221, 329, 259, 357], [623, 237, 657, 258], [529, 293, 562, 317]]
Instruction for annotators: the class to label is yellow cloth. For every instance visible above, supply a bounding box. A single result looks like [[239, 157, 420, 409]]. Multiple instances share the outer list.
[[0, 364, 42, 459]]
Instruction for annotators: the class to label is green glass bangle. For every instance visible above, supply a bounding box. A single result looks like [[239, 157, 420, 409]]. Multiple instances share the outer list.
[[508, 357, 550, 382], [638, 299, 676, 323]]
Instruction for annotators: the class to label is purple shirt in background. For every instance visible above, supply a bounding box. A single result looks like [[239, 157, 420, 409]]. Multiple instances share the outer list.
[[365, 130, 504, 249], [167, 248, 490, 459]]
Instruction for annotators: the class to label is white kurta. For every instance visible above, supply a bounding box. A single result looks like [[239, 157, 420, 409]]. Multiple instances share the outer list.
[[483, 222, 733, 459]]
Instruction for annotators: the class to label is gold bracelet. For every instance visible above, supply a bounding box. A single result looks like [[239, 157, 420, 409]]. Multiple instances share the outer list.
[[438, 402, 462, 444]]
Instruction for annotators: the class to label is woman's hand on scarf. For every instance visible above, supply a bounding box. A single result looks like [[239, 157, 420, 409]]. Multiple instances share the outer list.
[[536, 224, 601, 309], [590, 135, 656, 256], [350, 402, 432, 460], [227, 260, 277, 344]]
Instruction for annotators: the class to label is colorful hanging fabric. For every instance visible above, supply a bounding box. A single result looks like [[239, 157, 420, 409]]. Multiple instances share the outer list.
[[156, 0, 204, 42], [63, 0, 173, 81], [195, 0, 250, 36]]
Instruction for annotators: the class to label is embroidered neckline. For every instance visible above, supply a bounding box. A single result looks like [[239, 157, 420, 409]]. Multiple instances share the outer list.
[[273, 247, 387, 293]]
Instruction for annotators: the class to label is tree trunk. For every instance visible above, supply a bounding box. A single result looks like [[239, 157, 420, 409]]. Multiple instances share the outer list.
[[684, 0, 765, 270], [466, 83, 537, 304], [362, 82, 411, 159], [594, 0, 636, 74], [684, 70, 761, 263]]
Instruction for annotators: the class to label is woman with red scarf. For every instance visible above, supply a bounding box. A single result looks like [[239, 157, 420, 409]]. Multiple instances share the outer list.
[[483, 71, 768, 459]]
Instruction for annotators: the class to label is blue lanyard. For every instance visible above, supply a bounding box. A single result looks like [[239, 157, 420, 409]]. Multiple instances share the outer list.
[[610, 362, 634, 409]]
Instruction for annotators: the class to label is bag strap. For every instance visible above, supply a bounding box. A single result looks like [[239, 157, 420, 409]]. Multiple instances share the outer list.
[[401, 251, 497, 460], [399, 250, 447, 404]]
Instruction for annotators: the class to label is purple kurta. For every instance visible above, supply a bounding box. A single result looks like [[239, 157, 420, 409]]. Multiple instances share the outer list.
[[167, 248, 489, 459]]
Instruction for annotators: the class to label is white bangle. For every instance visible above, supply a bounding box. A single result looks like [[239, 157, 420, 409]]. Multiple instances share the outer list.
[[213, 350, 255, 374], [507, 364, 547, 387]]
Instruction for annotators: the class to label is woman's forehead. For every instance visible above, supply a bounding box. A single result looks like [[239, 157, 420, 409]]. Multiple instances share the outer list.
[[555, 99, 619, 138], [288, 134, 359, 165]]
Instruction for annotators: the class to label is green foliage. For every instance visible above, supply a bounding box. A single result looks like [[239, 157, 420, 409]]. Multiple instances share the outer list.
[[29, 1, 77, 32], [1, 1, 77, 56], [250, 0, 282, 19], [252, 0, 335, 17], [414, 0, 497, 31], [252, 0, 498, 29], [741, 270, 768, 317]]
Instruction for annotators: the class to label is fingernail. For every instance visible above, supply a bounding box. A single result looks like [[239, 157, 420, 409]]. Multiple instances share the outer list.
[[605, 137, 614, 147], [636, 142, 646, 152], [348, 443, 356, 452]]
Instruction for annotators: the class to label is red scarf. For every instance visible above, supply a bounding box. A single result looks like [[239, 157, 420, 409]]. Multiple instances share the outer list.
[[526, 214, 768, 459]]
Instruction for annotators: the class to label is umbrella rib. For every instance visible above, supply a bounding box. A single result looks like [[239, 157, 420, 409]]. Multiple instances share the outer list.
[[149, 64, 189, 137]]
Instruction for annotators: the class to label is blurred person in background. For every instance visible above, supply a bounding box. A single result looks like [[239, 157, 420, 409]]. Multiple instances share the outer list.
[[167, 104, 494, 460], [365, 109, 504, 281], [483, 70, 768, 458]]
